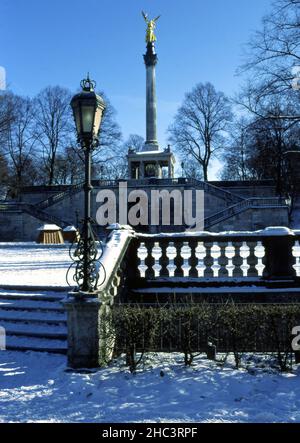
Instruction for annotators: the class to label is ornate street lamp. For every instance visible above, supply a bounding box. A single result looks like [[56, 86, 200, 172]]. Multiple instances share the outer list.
[[70, 75, 106, 294]]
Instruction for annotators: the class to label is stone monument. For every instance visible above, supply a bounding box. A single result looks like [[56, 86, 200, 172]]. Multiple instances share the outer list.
[[127, 12, 175, 179]]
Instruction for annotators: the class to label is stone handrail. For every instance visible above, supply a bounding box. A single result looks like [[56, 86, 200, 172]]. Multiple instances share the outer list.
[[97, 227, 136, 304], [188, 178, 244, 203], [36, 182, 85, 209], [23, 204, 71, 227], [0, 201, 71, 226]]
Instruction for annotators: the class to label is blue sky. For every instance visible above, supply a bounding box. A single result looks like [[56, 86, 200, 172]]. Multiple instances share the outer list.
[[0, 0, 272, 177]]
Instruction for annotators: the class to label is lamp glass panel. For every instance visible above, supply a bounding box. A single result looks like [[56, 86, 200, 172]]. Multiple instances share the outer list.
[[74, 106, 81, 134], [94, 107, 104, 136], [82, 105, 95, 133]]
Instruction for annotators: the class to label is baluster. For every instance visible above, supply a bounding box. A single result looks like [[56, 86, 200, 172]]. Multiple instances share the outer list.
[[166, 242, 177, 277], [218, 242, 228, 278], [225, 241, 235, 277], [174, 240, 184, 277], [159, 239, 170, 277], [137, 242, 148, 278], [144, 240, 155, 279], [188, 239, 198, 278], [195, 242, 207, 277], [181, 242, 191, 277], [292, 240, 300, 277], [205, 242, 214, 278], [254, 241, 265, 277], [211, 243, 221, 278], [247, 241, 258, 277], [240, 242, 250, 277], [152, 242, 162, 277]]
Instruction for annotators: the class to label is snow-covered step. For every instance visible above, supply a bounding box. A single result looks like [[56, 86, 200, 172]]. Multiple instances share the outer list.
[[0, 291, 64, 302], [6, 335, 67, 354], [0, 309, 66, 323], [0, 288, 68, 354], [6, 330, 67, 340], [0, 298, 65, 312], [0, 320, 67, 339]]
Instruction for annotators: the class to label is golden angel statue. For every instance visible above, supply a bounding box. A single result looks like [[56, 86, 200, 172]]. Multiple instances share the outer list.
[[142, 11, 160, 43]]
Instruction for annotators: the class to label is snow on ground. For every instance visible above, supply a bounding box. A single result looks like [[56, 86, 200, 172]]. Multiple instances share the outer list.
[[0, 351, 300, 423], [0, 243, 72, 287]]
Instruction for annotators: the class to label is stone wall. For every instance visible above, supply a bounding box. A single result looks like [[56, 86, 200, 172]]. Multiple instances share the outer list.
[[0, 180, 289, 241], [0, 210, 42, 241]]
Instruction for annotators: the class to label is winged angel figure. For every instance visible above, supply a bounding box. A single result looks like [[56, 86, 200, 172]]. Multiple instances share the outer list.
[[142, 11, 160, 43]]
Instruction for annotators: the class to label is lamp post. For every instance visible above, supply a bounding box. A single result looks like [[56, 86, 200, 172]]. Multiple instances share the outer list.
[[70, 75, 106, 294]]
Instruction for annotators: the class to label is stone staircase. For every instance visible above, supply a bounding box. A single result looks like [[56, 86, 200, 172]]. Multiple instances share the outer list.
[[0, 288, 67, 354], [36, 181, 84, 210], [203, 197, 288, 230], [0, 202, 72, 228], [188, 178, 244, 205], [22, 203, 71, 228], [1, 178, 245, 233], [125, 177, 244, 205]]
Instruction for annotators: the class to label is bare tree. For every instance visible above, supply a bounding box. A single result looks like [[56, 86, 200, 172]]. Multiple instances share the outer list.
[[180, 157, 203, 180], [92, 91, 122, 162], [238, 0, 300, 116], [0, 149, 9, 194], [33, 86, 73, 185], [0, 85, 124, 188], [0, 92, 14, 138], [123, 134, 145, 152], [168, 82, 232, 181], [249, 106, 300, 194], [223, 104, 300, 192], [5, 95, 38, 191], [53, 146, 85, 185], [0, 93, 13, 192], [222, 117, 254, 181]]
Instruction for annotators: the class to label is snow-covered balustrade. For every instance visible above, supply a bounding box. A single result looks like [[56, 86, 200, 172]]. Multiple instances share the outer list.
[[129, 228, 300, 283], [67, 227, 300, 369], [97, 226, 136, 304]]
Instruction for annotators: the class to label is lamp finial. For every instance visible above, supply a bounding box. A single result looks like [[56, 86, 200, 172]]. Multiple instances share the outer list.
[[80, 74, 96, 92]]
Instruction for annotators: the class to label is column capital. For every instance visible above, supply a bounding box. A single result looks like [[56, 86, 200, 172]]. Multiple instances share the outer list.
[[144, 43, 158, 66]]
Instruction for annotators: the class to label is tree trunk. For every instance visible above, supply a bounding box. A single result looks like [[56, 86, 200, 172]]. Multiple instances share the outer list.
[[203, 164, 208, 182]]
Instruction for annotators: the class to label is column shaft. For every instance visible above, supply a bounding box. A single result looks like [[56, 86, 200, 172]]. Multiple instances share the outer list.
[[146, 65, 158, 146]]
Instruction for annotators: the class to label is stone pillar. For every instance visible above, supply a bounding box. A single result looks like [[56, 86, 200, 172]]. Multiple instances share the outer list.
[[262, 228, 296, 281], [168, 161, 172, 178], [140, 161, 145, 178], [156, 161, 161, 178], [127, 159, 132, 179], [143, 42, 159, 151], [64, 296, 104, 368]]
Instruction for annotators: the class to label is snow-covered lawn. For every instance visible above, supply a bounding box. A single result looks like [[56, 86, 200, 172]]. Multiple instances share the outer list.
[[0, 351, 300, 423], [0, 244, 72, 287]]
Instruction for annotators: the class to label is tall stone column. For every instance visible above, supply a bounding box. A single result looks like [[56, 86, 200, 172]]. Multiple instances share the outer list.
[[144, 42, 159, 151]]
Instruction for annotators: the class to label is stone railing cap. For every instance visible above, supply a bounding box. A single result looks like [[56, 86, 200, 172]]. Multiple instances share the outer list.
[[261, 227, 295, 236], [106, 224, 135, 231]]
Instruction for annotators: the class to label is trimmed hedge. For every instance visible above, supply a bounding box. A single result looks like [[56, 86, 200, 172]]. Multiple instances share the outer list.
[[112, 303, 300, 371]]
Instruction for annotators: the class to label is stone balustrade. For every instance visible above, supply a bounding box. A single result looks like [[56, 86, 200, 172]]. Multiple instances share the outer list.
[[66, 226, 300, 368], [128, 228, 300, 284]]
